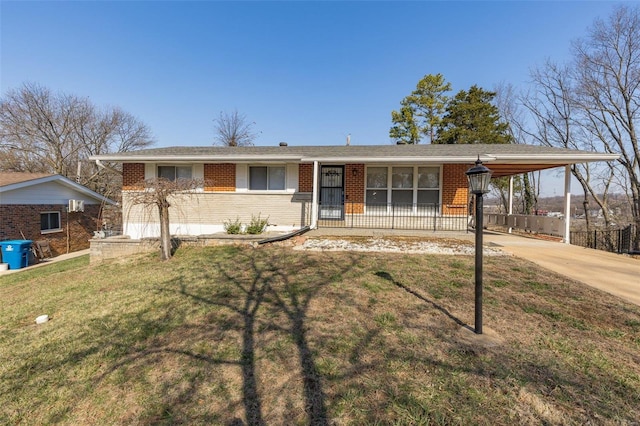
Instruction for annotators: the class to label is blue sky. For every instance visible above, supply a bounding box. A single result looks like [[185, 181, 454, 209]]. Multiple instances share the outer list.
[[0, 1, 628, 195]]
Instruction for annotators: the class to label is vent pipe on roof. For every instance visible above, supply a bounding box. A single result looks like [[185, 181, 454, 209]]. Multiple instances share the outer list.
[[279, 142, 288, 147], [396, 141, 407, 145], [346, 133, 351, 146]]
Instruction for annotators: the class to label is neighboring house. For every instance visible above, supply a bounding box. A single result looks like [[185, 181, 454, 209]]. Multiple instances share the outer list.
[[89, 144, 618, 240], [0, 173, 117, 256]]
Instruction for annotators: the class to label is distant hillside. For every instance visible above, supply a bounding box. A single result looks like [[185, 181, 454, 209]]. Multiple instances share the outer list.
[[486, 193, 633, 223]]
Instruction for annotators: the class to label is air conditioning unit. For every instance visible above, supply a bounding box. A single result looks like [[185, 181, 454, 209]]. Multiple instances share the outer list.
[[68, 199, 85, 212]]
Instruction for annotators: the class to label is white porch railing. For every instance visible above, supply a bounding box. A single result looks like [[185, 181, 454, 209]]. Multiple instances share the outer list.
[[485, 213, 565, 238]]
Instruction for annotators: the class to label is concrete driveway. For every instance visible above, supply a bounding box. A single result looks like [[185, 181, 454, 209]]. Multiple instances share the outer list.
[[483, 232, 640, 307]]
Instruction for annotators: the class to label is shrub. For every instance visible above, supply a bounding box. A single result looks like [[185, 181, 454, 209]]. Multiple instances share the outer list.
[[246, 214, 269, 234], [224, 217, 242, 234]]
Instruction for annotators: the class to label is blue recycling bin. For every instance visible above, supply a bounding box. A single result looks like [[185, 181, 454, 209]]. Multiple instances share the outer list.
[[0, 240, 32, 270]]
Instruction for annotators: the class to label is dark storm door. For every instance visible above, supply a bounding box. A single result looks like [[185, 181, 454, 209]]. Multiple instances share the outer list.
[[319, 166, 344, 220]]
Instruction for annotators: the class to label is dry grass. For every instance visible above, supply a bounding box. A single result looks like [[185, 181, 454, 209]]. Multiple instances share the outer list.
[[1, 242, 639, 425]]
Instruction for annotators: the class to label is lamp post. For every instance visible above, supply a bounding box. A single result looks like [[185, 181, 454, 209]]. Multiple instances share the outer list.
[[466, 158, 493, 334]]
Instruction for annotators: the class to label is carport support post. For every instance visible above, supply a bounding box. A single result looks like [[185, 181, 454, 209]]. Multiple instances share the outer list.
[[508, 176, 514, 234], [563, 165, 571, 244]]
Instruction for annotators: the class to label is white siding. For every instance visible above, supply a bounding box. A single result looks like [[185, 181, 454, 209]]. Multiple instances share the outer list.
[[286, 163, 298, 192], [145, 163, 155, 180], [192, 164, 204, 179], [0, 181, 101, 205], [236, 164, 248, 192]]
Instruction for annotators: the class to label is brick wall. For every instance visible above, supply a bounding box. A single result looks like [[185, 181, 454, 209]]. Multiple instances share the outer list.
[[123, 163, 145, 189], [345, 163, 365, 214], [204, 163, 236, 191], [0, 204, 103, 257], [298, 163, 313, 192], [442, 163, 470, 215]]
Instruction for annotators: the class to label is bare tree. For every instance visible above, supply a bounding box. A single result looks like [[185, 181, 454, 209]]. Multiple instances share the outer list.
[[571, 5, 640, 248], [494, 82, 538, 214], [520, 58, 619, 238], [0, 82, 154, 198], [127, 178, 204, 261], [213, 109, 257, 147]]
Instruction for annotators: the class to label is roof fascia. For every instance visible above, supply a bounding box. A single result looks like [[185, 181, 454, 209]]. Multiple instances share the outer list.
[[89, 151, 620, 165], [89, 154, 304, 162], [490, 153, 620, 164], [300, 155, 496, 163]]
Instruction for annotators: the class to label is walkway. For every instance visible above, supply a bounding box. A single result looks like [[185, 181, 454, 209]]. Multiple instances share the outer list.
[[483, 232, 640, 307], [0, 249, 90, 276]]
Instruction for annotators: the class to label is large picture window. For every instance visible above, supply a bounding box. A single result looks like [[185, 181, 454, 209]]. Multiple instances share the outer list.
[[366, 166, 440, 210], [249, 166, 285, 190], [158, 165, 192, 181], [41, 211, 61, 233]]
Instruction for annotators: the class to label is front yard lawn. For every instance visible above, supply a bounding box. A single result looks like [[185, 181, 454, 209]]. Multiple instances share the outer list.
[[1, 243, 639, 424]]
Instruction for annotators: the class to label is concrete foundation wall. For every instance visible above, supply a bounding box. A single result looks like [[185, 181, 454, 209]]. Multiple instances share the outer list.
[[89, 234, 265, 263]]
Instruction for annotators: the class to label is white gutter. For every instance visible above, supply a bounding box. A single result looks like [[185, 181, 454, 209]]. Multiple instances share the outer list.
[[89, 155, 304, 162], [300, 155, 497, 163], [488, 153, 620, 163], [89, 152, 619, 165]]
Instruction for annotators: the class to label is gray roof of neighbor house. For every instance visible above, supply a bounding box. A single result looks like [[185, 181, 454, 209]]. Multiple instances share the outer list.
[[90, 144, 619, 178]]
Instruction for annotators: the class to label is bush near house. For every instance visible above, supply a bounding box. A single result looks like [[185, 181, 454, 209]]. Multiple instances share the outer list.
[[224, 214, 269, 235]]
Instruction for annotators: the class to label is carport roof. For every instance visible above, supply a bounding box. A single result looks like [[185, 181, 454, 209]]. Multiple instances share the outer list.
[[90, 144, 619, 178]]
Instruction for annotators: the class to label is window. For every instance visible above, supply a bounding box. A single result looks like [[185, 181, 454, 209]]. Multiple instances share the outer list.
[[365, 167, 387, 205], [391, 167, 413, 205], [157, 165, 192, 181], [417, 167, 440, 204], [365, 166, 441, 209], [249, 166, 285, 190], [41, 212, 61, 233]]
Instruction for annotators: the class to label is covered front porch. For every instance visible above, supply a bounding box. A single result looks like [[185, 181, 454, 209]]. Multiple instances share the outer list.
[[316, 201, 469, 231], [312, 161, 582, 244]]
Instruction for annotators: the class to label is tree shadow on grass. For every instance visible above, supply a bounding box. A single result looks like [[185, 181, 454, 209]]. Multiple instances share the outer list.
[[374, 270, 473, 332], [6, 248, 640, 424], [159, 246, 361, 425]]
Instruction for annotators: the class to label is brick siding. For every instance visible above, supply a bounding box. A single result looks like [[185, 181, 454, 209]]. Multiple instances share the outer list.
[[345, 163, 365, 214], [204, 163, 236, 191], [442, 163, 470, 215], [0, 204, 103, 257], [123, 163, 145, 190], [298, 163, 313, 192]]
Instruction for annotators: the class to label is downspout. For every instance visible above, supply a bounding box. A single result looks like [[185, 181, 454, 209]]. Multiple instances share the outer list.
[[310, 161, 319, 229], [95, 159, 122, 175], [563, 165, 571, 244]]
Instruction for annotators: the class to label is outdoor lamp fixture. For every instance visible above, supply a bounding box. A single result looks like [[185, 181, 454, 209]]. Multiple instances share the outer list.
[[466, 158, 493, 334]]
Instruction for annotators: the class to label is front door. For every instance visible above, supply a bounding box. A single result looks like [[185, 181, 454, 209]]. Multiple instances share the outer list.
[[319, 166, 344, 220]]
